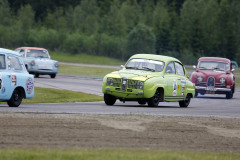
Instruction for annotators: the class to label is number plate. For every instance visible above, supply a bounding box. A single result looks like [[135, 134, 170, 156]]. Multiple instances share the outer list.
[[206, 87, 215, 91], [206, 90, 215, 94]]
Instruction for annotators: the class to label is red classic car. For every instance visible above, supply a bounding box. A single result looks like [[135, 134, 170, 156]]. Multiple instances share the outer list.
[[190, 57, 235, 99]]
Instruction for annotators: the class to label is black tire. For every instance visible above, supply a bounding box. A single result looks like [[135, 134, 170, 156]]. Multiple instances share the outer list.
[[7, 88, 24, 107], [148, 89, 161, 107], [104, 94, 116, 105], [179, 94, 191, 108], [226, 91, 233, 99], [34, 73, 39, 78], [138, 99, 146, 105], [50, 74, 56, 78]]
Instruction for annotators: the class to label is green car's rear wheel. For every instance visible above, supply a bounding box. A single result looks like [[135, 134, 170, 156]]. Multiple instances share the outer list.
[[104, 94, 116, 105], [179, 94, 191, 107], [148, 89, 161, 107]]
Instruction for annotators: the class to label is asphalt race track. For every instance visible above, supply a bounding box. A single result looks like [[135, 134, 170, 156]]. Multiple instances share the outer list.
[[0, 74, 239, 118]]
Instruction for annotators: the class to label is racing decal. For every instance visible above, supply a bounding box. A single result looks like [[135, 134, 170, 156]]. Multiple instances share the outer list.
[[26, 77, 34, 94], [181, 79, 186, 84], [0, 73, 2, 90], [182, 85, 185, 96], [12, 74, 17, 86], [177, 85, 180, 90], [172, 79, 177, 96]]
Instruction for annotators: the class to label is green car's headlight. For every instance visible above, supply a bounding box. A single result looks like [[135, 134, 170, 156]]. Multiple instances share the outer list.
[[107, 78, 114, 86], [136, 81, 144, 89]]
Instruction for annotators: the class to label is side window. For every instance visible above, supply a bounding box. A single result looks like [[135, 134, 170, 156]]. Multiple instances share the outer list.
[[19, 49, 25, 57], [7, 56, 23, 71], [165, 62, 175, 74], [0, 54, 6, 69], [175, 62, 185, 76]]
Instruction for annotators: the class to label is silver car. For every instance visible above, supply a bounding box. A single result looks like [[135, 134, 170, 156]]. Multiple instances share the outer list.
[[15, 47, 59, 78]]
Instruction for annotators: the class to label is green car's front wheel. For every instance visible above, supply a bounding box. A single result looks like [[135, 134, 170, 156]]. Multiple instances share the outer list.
[[104, 94, 116, 105], [148, 89, 161, 107]]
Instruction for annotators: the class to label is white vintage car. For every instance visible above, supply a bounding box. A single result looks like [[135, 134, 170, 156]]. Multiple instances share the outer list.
[[0, 48, 34, 107], [15, 47, 59, 78]]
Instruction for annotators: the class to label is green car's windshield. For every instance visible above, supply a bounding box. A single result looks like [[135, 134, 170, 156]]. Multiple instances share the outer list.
[[26, 49, 49, 58], [125, 58, 165, 72], [198, 61, 230, 71]]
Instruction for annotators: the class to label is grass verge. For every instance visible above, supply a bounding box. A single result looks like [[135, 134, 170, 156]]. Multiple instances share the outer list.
[[51, 51, 123, 65], [59, 64, 117, 77], [23, 87, 102, 103], [0, 149, 239, 160]]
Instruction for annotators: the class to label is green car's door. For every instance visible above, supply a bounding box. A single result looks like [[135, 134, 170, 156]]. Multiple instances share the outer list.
[[164, 61, 184, 101]]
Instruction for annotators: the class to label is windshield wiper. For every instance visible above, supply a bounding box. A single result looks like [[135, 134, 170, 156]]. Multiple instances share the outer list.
[[142, 67, 155, 72], [126, 66, 137, 69], [213, 67, 224, 71]]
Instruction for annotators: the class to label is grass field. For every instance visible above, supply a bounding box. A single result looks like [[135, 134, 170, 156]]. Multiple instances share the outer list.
[[59, 64, 117, 77], [51, 51, 123, 65], [23, 87, 102, 103], [0, 149, 239, 160]]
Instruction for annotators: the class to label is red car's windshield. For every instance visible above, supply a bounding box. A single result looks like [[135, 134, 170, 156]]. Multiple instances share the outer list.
[[198, 61, 230, 71]]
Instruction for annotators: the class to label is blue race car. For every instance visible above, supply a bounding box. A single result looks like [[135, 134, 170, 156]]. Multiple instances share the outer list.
[[0, 48, 34, 107], [15, 47, 59, 78]]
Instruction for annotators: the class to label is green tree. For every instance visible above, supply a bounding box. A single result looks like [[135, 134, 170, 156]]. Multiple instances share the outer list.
[[0, 0, 12, 25], [101, 0, 127, 36], [44, 7, 67, 31], [126, 24, 156, 59], [120, 0, 140, 33], [178, 0, 202, 56], [73, 0, 99, 34], [153, 2, 171, 54]]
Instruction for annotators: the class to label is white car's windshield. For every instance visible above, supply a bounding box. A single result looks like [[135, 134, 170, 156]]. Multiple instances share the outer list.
[[198, 61, 230, 71], [125, 58, 165, 72], [26, 49, 49, 58]]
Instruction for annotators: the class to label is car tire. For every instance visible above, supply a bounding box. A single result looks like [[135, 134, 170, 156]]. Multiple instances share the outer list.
[[226, 91, 233, 99], [34, 73, 39, 78], [138, 99, 146, 105], [104, 94, 116, 105], [179, 94, 191, 107], [148, 89, 161, 107], [7, 88, 24, 107], [50, 74, 56, 78]]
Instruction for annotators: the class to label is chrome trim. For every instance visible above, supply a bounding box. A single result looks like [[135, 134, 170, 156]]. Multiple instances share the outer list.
[[195, 86, 231, 92]]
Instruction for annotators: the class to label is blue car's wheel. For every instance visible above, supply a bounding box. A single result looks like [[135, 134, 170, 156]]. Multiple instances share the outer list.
[[7, 88, 24, 107]]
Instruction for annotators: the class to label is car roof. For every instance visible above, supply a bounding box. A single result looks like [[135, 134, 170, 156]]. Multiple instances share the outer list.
[[129, 54, 181, 64], [198, 57, 230, 63], [16, 47, 47, 51], [0, 48, 20, 57]]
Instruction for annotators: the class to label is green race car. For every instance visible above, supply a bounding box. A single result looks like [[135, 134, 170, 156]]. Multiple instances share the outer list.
[[102, 54, 195, 107]]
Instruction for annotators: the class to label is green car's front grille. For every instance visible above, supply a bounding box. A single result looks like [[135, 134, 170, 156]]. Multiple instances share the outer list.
[[128, 79, 138, 89], [112, 78, 121, 87], [108, 78, 140, 90]]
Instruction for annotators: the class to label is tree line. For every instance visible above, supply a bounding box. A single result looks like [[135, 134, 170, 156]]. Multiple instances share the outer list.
[[0, 0, 240, 64]]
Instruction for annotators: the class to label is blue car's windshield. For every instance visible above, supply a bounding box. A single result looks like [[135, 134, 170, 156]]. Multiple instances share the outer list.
[[26, 49, 49, 58], [125, 58, 165, 72]]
